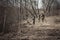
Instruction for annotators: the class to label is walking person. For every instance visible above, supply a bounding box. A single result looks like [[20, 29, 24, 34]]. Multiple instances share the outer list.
[[33, 16, 35, 24], [41, 13, 45, 22]]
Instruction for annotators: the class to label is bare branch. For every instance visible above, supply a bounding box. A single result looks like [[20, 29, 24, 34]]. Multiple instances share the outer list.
[[30, 0, 37, 17]]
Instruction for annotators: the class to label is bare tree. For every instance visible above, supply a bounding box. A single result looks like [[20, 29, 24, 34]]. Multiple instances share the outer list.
[[20, 0, 38, 24], [42, 0, 55, 15]]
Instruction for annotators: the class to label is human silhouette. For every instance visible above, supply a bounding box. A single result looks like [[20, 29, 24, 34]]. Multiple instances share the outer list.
[[33, 16, 35, 24], [41, 14, 45, 22]]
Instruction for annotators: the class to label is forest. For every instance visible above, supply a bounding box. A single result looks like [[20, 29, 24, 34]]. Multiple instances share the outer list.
[[0, 0, 60, 40]]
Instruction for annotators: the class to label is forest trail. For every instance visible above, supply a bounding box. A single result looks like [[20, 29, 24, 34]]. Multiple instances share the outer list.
[[20, 16, 60, 40], [0, 16, 60, 40], [22, 16, 60, 28]]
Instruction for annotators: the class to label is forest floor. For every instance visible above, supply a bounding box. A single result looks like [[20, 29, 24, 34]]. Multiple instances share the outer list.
[[0, 16, 60, 40], [20, 16, 60, 40]]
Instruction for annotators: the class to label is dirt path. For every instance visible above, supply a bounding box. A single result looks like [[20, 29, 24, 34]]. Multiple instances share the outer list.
[[20, 16, 60, 40]]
